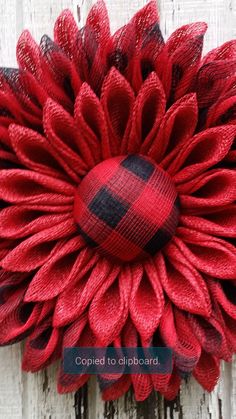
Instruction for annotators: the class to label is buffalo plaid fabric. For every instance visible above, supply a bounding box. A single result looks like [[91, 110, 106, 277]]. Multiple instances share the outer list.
[[74, 155, 180, 262]]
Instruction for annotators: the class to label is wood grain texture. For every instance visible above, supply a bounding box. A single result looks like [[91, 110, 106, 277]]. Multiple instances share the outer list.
[[0, 0, 235, 418]]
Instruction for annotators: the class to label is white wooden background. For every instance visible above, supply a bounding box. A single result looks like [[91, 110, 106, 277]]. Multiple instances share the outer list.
[[0, 0, 235, 418]]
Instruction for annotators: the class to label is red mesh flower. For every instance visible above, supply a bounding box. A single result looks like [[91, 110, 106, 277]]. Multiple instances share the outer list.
[[0, 0, 236, 401]]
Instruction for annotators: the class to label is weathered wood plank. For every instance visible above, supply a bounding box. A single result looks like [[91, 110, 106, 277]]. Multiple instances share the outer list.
[[0, 344, 23, 419], [0, 0, 19, 66], [0, 0, 235, 418]]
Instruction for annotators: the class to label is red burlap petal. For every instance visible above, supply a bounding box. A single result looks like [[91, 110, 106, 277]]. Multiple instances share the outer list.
[[158, 22, 207, 101], [22, 316, 62, 372], [0, 169, 74, 205], [0, 239, 19, 261], [43, 99, 88, 180], [169, 126, 235, 182], [149, 93, 198, 163], [1, 218, 75, 271], [101, 68, 134, 156], [206, 95, 236, 128], [17, 30, 41, 78], [132, 374, 153, 402], [0, 149, 18, 169], [220, 309, 236, 352], [74, 82, 110, 164], [102, 375, 131, 401], [179, 169, 236, 212], [85, 0, 110, 47], [121, 320, 153, 401], [175, 229, 236, 279], [0, 69, 47, 127], [188, 314, 231, 361], [127, 72, 166, 153], [89, 265, 131, 345], [39, 35, 81, 111], [53, 257, 111, 327], [0, 301, 40, 345], [193, 351, 220, 392], [58, 314, 95, 393], [24, 237, 86, 301], [0, 205, 71, 239], [129, 262, 164, 342], [0, 270, 28, 322], [159, 304, 201, 374], [180, 205, 236, 237], [130, 1, 163, 92], [207, 278, 236, 320], [161, 369, 181, 401], [158, 248, 211, 316], [196, 59, 236, 109], [36, 300, 55, 325], [54, 10, 79, 59], [203, 39, 236, 63], [9, 124, 70, 180]]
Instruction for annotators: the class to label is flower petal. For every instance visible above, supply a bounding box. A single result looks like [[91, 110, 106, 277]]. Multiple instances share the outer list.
[[175, 228, 236, 279], [0, 270, 28, 322], [159, 304, 201, 374], [130, 1, 163, 91], [22, 316, 62, 372], [161, 369, 181, 401], [0, 169, 74, 205], [168, 125, 236, 183], [54, 10, 78, 59], [106, 22, 135, 80], [159, 248, 211, 316], [85, 0, 110, 46], [53, 257, 110, 327], [180, 205, 236, 237], [196, 59, 236, 109], [220, 308, 236, 352], [101, 375, 131, 401], [101, 68, 134, 155], [188, 313, 230, 361], [202, 40, 236, 63], [149, 93, 198, 164], [207, 278, 236, 320], [121, 320, 153, 401], [126, 72, 166, 154], [39, 35, 81, 110], [9, 124, 70, 180], [0, 68, 47, 127], [77, 1, 110, 93], [74, 82, 110, 164], [179, 169, 236, 212], [43, 99, 88, 180], [193, 351, 220, 392], [132, 374, 153, 402], [89, 265, 130, 345], [24, 237, 86, 301], [1, 218, 75, 271], [206, 95, 236, 128], [0, 206, 70, 239], [0, 302, 40, 345], [129, 261, 164, 342], [17, 30, 41, 77], [58, 315, 95, 393], [158, 22, 207, 101]]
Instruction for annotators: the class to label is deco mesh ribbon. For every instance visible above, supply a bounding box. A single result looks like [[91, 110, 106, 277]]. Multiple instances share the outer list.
[[0, 0, 235, 402]]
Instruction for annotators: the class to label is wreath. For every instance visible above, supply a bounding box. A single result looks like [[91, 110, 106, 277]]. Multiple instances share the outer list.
[[0, 0, 235, 401]]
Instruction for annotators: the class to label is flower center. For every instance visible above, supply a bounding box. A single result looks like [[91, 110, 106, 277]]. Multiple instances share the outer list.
[[74, 155, 179, 262]]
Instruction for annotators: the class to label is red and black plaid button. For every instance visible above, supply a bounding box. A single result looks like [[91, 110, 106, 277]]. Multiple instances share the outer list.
[[74, 155, 180, 262]]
